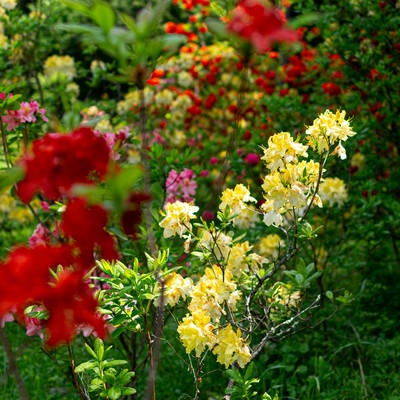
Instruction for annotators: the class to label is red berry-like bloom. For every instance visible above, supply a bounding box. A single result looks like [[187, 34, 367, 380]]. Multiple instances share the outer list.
[[43, 270, 106, 347], [0, 244, 106, 346], [61, 197, 119, 267], [16, 127, 111, 203], [227, 0, 298, 53], [321, 82, 341, 96], [120, 192, 151, 239], [0, 245, 74, 318]]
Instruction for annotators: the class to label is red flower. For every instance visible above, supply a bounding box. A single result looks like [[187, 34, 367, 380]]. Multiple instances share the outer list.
[[321, 82, 341, 96], [227, 0, 298, 53], [0, 244, 75, 318], [204, 93, 217, 109], [61, 197, 118, 267], [16, 127, 111, 203], [43, 270, 106, 347], [0, 245, 105, 347], [120, 192, 151, 239]]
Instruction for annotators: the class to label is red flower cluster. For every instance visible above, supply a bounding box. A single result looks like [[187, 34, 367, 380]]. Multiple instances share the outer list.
[[0, 127, 120, 346], [0, 196, 118, 346], [16, 127, 111, 203], [227, 0, 298, 53]]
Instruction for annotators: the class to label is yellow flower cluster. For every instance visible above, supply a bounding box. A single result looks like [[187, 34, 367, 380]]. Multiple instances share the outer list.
[[43, 55, 76, 82], [269, 282, 302, 321], [199, 229, 232, 260], [0, 192, 37, 223], [257, 234, 285, 260], [260, 110, 355, 225], [261, 159, 322, 225], [261, 132, 308, 171], [306, 109, 356, 159], [159, 201, 199, 238], [160, 271, 193, 307], [0, 0, 16, 10], [117, 87, 153, 113], [212, 324, 251, 368], [219, 184, 259, 228], [177, 265, 251, 367], [319, 177, 348, 207]]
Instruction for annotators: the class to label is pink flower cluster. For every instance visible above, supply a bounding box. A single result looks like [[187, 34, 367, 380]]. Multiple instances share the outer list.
[[1, 95, 48, 131], [165, 168, 197, 203]]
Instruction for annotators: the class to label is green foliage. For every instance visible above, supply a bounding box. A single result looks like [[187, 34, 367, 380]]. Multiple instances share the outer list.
[[75, 338, 135, 399]]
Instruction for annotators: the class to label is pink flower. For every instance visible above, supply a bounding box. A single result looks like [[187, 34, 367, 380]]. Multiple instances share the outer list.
[[18, 102, 37, 123], [165, 168, 197, 204], [209, 156, 219, 165], [29, 224, 50, 247], [180, 168, 197, 202], [244, 152, 260, 165], [2, 111, 21, 131], [1, 99, 48, 130], [25, 310, 45, 339], [0, 312, 14, 328], [202, 210, 214, 221]]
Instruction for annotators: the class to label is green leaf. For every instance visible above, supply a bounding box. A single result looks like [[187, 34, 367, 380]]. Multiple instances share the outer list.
[[120, 12, 138, 35], [107, 386, 122, 400], [94, 338, 105, 361], [0, 167, 24, 191], [226, 368, 242, 383], [289, 13, 320, 29], [210, 1, 226, 16], [91, 1, 115, 34], [103, 360, 128, 368], [84, 343, 98, 360], [326, 290, 334, 301], [205, 18, 229, 39], [62, 0, 92, 16], [75, 360, 97, 373], [55, 22, 103, 36], [121, 387, 136, 395]]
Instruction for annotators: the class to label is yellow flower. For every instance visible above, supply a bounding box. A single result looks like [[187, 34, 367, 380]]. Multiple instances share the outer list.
[[154, 89, 174, 106], [0, 33, 7, 50], [226, 242, 252, 277], [188, 265, 240, 322], [44, 55, 76, 82], [261, 132, 308, 171], [350, 152, 365, 169], [0, 0, 16, 10], [159, 201, 199, 238], [257, 234, 284, 260], [271, 282, 301, 309], [219, 184, 257, 218], [212, 325, 251, 368], [159, 272, 193, 307], [305, 109, 356, 157], [177, 71, 194, 87], [9, 208, 33, 223], [199, 229, 232, 261], [177, 311, 216, 357], [261, 200, 283, 227], [319, 177, 348, 207], [233, 205, 260, 229]]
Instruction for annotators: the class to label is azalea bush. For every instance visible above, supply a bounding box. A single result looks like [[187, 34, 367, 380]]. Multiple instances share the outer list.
[[0, 0, 399, 399]]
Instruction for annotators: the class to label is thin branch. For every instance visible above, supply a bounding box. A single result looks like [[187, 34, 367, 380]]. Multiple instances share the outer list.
[[250, 295, 321, 360]]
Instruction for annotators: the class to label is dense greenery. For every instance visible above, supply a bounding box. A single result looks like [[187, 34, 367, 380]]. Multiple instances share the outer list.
[[0, 0, 399, 399]]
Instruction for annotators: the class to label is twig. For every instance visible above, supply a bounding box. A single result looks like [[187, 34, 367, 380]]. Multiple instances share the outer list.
[[67, 344, 87, 400], [251, 295, 321, 360], [143, 274, 165, 400]]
